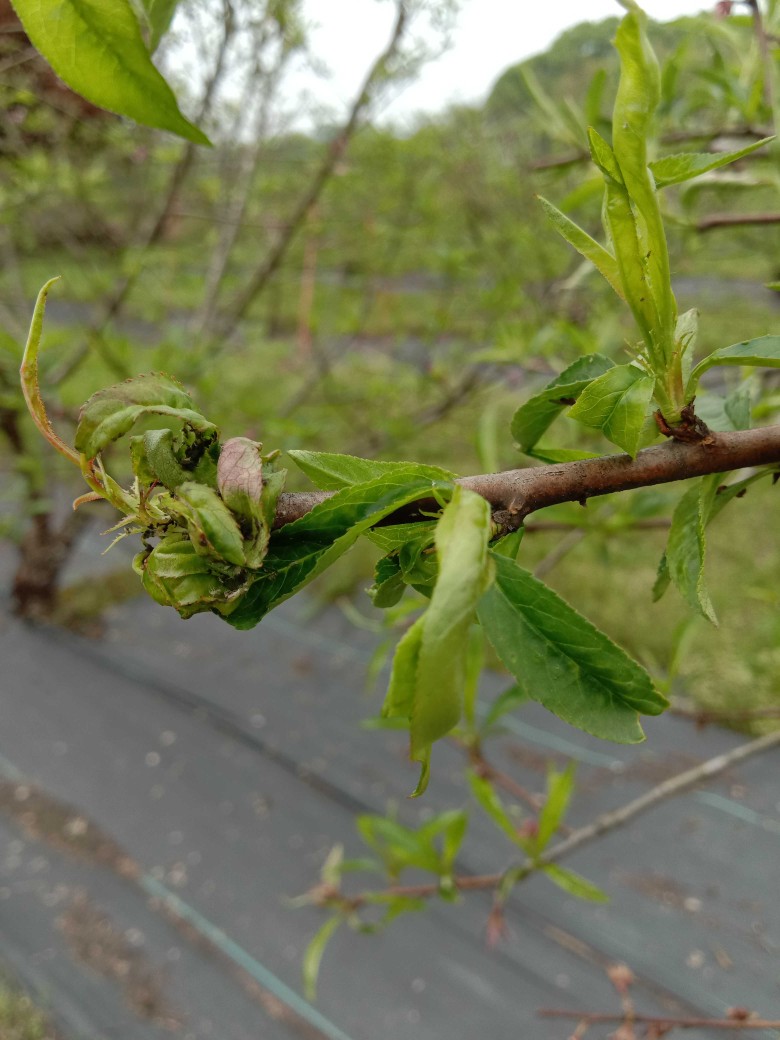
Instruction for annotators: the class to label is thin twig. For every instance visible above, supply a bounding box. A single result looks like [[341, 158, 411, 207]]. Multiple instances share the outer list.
[[538, 1009, 780, 1030], [696, 211, 780, 231], [209, 0, 409, 343], [534, 527, 587, 579], [321, 729, 780, 908], [670, 702, 780, 725]]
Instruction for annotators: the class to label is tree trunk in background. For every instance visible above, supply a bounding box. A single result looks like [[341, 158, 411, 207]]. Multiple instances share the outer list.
[[11, 510, 88, 621]]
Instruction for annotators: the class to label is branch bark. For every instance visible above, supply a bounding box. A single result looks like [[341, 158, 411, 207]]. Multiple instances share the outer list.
[[273, 424, 780, 528], [537, 1009, 780, 1031], [696, 211, 780, 231]]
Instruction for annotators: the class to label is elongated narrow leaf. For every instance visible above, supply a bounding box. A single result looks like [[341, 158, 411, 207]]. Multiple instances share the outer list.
[[612, 6, 676, 356], [650, 137, 774, 188], [288, 450, 454, 490], [382, 616, 425, 721], [661, 476, 719, 624], [468, 772, 524, 846], [568, 363, 655, 457], [302, 917, 342, 1001], [538, 197, 625, 302], [536, 765, 575, 852], [655, 466, 773, 618], [675, 308, 698, 388], [11, 0, 209, 144], [410, 490, 492, 761], [477, 553, 667, 744], [75, 373, 216, 458], [381, 488, 494, 795], [687, 335, 780, 397], [511, 354, 615, 453], [603, 177, 661, 353], [226, 470, 454, 629], [543, 864, 608, 903], [587, 127, 623, 184]]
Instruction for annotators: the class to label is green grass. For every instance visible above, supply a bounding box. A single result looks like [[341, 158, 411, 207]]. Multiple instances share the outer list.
[[0, 984, 59, 1040]]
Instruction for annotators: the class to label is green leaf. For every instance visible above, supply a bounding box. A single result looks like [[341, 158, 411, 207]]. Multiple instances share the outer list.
[[477, 553, 667, 744], [662, 477, 719, 624], [367, 521, 437, 553], [303, 916, 342, 1000], [542, 864, 608, 903], [675, 308, 698, 388], [134, 533, 245, 619], [11, 0, 210, 144], [288, 450, 454, 490], [467, 772, 524, 847], [136, 0, 179, 51], [172, 482, 246, 566], [491, 528, 525, 560], [409, 490, 493, 780], [420, 809, 468, 875], [603, 176, 660, 353], [612, 6, 676, 363], [380, 488, 494, 795], [538, 197, 625, 302], [226, 470, 454, 629], [687, 336, 780, 397], [75, 373, 216, 458], [370, 555, 406, 609], [650, 137, 774, 188], [142, 428, 188, 489], [568, 363, 655, 457], [657, 466, 772, 621], [536, 765, 575, 852], [510, 354, 615, 453], [587, 127, 623, 184]]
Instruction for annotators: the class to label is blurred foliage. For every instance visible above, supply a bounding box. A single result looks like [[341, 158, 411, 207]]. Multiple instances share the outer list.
[[1, 1, 779, 720]]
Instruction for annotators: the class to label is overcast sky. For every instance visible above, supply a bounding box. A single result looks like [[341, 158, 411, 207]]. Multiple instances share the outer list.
[[299, 0, 711, 127]]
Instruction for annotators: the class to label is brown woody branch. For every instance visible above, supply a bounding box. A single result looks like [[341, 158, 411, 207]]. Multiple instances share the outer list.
[[537, 1009, 780, 1031], [274, 424, 780, 529], [696, 211, 780, 231]]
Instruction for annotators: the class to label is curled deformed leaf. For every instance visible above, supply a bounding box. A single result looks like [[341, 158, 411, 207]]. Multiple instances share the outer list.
[[134, 533, 244, 619], [143, 428, 189, 489], [20, 277, 80, 466], [217, 437, 264, 518], [75, 373, 217, 459], [380, 487, 494, 795], [172, 482, 246, 566]]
